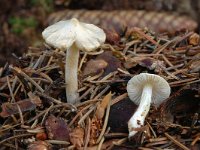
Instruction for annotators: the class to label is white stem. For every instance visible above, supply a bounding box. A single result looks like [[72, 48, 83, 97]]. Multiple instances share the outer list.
[[128, 84, 152, 137], [65, 44, 79, 104]]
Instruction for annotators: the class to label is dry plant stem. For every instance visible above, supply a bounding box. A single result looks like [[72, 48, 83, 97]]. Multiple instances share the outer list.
[[78, 105, 97, 125], [138, 147, 154, 150], [41, 103, 54, 125], [68, 104, 92, 127], [164, 133, 190, 150], [6, 76, 15, 102], [10, 66, 44, 92], [46, 140, 70, 145], [96, 99, 111, 143], [146, 121, 157, 138], [16, 104, 24, 126], [65, 44, 79, 104], [84, 118, 91, 150], [0, 133, 33, 145], [111, 93, 128, 105], [97, 137, 105, 150]]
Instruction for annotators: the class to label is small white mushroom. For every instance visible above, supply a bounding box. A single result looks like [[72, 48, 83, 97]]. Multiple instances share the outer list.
[[42, 18, 106, 104], [127, 73, 170, 137]]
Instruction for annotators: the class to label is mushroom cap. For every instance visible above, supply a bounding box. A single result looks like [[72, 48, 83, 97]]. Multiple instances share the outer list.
[[42, 18, 106, 51], [127, 73, 170, 106]]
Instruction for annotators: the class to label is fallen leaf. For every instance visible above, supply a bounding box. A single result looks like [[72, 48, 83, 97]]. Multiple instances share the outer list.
[[0, 98, 40, 118], [89, 116, 102, 145], [97, 51, 122, 76], [95, 92, 112, 120], [28, 141, 51, 150], [104, 28, 120, 45], [45, 115, 70, 142], [83, 59, 108, 76], [70, 127, 84, 149], [189, 33, 200, 46], [83, 51, 122, 77], [189, 60, 200, 73], [36, 132, 48, 141], [108, 98, 137, 133], [28, 92, 42, 107]]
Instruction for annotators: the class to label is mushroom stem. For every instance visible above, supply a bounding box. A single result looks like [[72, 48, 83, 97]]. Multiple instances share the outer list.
[[65, 44, 79, 104], [128, 84, 152, 137]]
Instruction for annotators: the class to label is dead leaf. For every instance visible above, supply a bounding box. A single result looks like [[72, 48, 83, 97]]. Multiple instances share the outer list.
[[28, 141, 51, 150], [97, 51, 122, 76], [189, 60, 200, 73], [45, 115, 70, 142], [70, 127, 84, 149], [89, 116, 102, 146], [0, 98, 40, 118], [83, 59, 108, 76], [104, 28, 120, 45], [189, 33, 200, 46], [28, 92, 42, 107], [36, 132, 48, 141], [83, 51, 122, 77], [95, 92, 112, 120]]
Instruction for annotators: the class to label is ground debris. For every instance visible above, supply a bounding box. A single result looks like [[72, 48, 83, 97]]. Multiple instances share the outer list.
[[0, 27, 199, 149]]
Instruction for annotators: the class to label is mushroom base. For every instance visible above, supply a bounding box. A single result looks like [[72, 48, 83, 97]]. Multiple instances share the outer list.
[[128, 84, 152, 137]]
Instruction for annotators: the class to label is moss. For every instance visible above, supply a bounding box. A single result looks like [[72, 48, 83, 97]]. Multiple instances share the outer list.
[[8, 16, 38, 35]]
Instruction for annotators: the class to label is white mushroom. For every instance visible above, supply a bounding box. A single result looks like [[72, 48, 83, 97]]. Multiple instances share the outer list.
[[42, 18, 106, 104], [127, 73, 170, 138]]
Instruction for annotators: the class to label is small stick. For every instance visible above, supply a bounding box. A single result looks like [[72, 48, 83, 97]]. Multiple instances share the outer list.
[[78, 52, 87, 71], [6, 76, 15, 102], [0, 133, 33, 145], [68, 104, 92, 127], [97, 137, 105, 150], [132, 27, 160, 46], [40, 103, 54, 125], [77, 85, 95, 102], [191, 135, 200, 146], [46, 140, 70, 145], [164, 133, 190, 150], [111, 93, 128, 105], [96, 97, 111, 143], [78, 105, 97, 125], [84, 117, 91, 150], [10, 66, 44, 93], [16, 104, 24, 126], [146, 121, 157, 138]]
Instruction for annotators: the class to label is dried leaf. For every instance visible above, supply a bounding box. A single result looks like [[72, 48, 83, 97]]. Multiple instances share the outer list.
[[189, 33, 200, 46], [28, 92, 42, 107], [83, 51, 122, 77], [70, 127, 84, 149], [189, 60, 200, 73], [104, 28, 120, 45], [0, 98, 40, 118], [89, 117, 102, 145], [83, 59, 108, 76], [95, 92, 112, 120], [97, 51, 122, 76], [45, 115, 70, 142], [28, 141, 51, 150], [36, 132, 48, 141]]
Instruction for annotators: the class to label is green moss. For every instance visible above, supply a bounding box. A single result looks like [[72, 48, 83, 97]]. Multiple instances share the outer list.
[[29, 0, 53, 12], [8, 17, 38, 35]]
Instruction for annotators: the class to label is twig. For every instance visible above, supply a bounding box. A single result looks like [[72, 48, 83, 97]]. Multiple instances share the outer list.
[[96, 97, 111, 143], [164, 133, 190, 150]]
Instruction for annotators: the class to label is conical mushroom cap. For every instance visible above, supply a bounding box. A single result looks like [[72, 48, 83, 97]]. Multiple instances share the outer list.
[[42, 18, 106, 51], [127, 73, 170, 106]]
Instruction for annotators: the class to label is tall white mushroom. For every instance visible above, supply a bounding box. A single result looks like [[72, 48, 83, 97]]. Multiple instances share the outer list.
[[42, 18, 106, 104], [127, 73, 170, 138]]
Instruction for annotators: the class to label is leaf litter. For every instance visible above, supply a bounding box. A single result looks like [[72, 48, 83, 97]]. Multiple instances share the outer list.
[[0, 27, 199, 149]]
